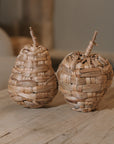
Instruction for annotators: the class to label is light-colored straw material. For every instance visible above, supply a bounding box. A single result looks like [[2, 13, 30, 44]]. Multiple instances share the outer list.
[[8, 27, 58, 108], [57, 31, 113, 112]]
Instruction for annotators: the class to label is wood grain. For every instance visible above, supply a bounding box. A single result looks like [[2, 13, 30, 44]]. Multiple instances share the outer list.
[[0, 79, 114, 144]]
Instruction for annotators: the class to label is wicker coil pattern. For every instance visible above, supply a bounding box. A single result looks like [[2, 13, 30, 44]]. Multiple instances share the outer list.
[[8, 27, 58, 108], [57, 31, 113, 112]]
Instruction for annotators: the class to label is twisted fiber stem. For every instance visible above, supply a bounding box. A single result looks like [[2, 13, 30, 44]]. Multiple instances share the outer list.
[[29, 27, 38, 47], [85, 31, 98, 56]]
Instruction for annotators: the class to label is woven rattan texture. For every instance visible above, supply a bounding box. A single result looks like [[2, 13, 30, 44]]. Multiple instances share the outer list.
[[8, 45, 58, 108], [57, 52, 113, 112]]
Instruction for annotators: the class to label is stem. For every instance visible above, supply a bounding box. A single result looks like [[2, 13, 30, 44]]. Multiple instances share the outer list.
[[29, 27, 38, 46], [85, 31, 98, 56], [92, 31, 98, 42]]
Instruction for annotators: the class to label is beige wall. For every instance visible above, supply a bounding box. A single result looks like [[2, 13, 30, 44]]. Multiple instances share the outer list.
[[0, 0, 114, 53], [0, 0, 22, 24], [54, 0, 114, 53]]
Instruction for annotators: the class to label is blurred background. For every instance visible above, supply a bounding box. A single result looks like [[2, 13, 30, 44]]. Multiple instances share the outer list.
[[0, 0, 114, 89]]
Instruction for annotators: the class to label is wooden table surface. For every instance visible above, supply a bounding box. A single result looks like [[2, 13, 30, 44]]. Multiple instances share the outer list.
[[0, 80, 114, 144]]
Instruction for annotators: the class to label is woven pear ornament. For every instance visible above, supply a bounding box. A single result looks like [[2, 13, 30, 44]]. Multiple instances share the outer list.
[[57, 31, 113, 112], [8, 27, 58, 108]]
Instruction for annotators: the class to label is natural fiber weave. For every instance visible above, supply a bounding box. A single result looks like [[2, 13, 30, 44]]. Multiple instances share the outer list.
[[8, 27, 58, 108], [57, 31, 113, 112]]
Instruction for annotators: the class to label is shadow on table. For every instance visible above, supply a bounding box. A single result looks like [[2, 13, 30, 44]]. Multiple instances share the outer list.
[[98, 87, 114, 111], [46, 92, 65, 108]]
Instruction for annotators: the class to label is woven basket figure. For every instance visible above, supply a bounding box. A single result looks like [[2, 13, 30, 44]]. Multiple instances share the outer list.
[[57, 31, 113, 112], [8, 27, 58, 108]]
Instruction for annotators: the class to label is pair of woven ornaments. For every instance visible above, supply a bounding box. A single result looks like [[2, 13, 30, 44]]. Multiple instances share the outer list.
[[8, 27, 58, 108], [8, 29, 113, 112], [57, 31, 113, 112]]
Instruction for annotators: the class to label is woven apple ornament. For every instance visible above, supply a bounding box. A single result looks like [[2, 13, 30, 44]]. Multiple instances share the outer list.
[[57, 31, 113, 112], [8, 27, 58, 108]]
